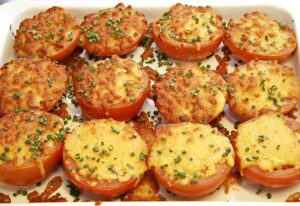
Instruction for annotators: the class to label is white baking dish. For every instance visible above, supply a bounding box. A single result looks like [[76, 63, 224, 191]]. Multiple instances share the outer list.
[[0, 0, 300, 204]]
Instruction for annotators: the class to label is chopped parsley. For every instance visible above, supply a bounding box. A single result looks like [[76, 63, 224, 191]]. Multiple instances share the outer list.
[[86, 31, 100, 42], [191, 87, 200, 95], [192, 15, 199, 24], [111, 126, 120, 134], [174, 156, 181, 164], [12, 93, 21, 99]]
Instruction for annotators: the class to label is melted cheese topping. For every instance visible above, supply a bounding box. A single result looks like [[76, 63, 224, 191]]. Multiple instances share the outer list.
[[73, 55, 146, 108], [14, 6, 80, 59], [0, 111, 64, 167], [80, 3, 148, 56], [227, 60, 300, 119], [154, 3, 223, 44], [64, 119, 148, 183], [0, 58, 67, 116], [236, 113, 300, 172], [226, 12, 296, 55], [154, 64, 227, 123], [149, 122, 234, 185]]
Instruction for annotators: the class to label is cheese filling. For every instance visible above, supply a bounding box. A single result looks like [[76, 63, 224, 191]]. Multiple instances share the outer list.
[[156, 4, 221, 43], [228, 60, 300, 115], [149, 123, 234, 185], [65, 119, 148, 183], [0, 112, 64, 167], [75, 55, 146, 107], [228, 12, 296, 55], [237, 113, 300, 172]]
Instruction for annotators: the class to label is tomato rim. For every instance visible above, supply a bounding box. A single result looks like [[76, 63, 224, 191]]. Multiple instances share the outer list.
[[223, 35, 296, 63], [0, 141, 63, 186], [153, 28, 224, 61], [150, 164, 232, 197], [73, 70, 150, 121], [228, 97, 298, 120], [50, 31, 80, 61], [62, 149, 141, 197], [152, 15, 224, 61], [242, 165, 300, 188], [80, 33, 146, 57]]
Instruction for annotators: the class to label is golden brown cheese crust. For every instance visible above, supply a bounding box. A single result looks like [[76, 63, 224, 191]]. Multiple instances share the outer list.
[[79, 3, 148, 57], [0, 110, 64, 167], [227, 60, 300, 120], [224, 12, 296, 59], [72, 55, 148, 111], [124, 171, 166, 201], [153, 65, 227, 123], [14, 6, 80, 60], [133, 112, 156, 151], [64, 119, 148, 183], [152, 3, 224, 60], [286, 192, 300, 202], [0, 58, 67, 116]]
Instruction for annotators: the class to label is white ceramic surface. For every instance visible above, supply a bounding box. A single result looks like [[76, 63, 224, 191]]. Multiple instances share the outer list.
[[0, 0, 300, 204]]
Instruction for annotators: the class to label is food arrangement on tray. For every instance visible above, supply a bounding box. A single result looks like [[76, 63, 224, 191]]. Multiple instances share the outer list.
[[0, 1, 300, 203]]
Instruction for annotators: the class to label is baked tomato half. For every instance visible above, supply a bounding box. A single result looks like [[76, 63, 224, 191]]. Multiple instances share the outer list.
[[152, 3, 224, 61], [224, 12, 297, 62], [72, 55, 150, 121], [148, 122, 234, 197], [226, 60, 300, 120], [0, 110, 64, 186], [63, 119, 148, 197], [153, 64, 227, 123], [233, 113, 300, 188], [79, 3, 148, 57], [0, 58, 67, 117], [14, 6, 80, 61]]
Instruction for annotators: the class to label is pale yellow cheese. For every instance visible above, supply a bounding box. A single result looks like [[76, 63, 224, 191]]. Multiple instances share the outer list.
[[237, 113, 300, 172], [148, 122, 234, 185], [65, 119, 148, 183]]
